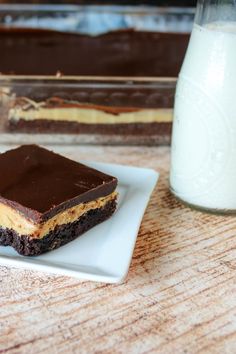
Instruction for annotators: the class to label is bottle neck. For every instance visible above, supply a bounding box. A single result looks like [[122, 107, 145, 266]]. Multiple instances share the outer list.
[[195, 0, 236, 26]]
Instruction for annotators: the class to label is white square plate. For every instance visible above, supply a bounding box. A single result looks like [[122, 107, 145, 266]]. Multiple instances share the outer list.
[[0, 161, 159, 283]]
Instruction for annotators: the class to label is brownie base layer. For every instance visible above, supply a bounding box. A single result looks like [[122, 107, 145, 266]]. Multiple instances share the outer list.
[[9, 119, 172, 136], [0, 199, 117, 256]]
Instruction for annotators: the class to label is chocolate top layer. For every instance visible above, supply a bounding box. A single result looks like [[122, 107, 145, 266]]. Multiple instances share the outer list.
[[12, 84, 176, 109], [0, 28, 189, 77], [0, 145, 117, 223]]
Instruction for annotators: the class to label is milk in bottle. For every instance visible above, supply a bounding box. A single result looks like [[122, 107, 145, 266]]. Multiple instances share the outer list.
[[170, 21, 236, 212]]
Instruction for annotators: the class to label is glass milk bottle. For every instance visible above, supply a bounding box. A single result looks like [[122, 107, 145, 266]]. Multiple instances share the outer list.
[[170, 0, 236, 214]]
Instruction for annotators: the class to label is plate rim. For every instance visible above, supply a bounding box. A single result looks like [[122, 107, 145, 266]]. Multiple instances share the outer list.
[[0, 160, 159, 283]]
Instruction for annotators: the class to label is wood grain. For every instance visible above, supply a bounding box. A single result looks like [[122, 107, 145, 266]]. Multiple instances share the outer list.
[[1, 145, 236, 354]]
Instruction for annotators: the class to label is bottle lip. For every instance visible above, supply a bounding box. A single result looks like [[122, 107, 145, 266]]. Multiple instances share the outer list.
[[194, 1, 236, 27]]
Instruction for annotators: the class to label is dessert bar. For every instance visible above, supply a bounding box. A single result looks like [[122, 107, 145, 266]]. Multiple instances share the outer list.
[[8, 83, 174, 139], [0, 145, 118, 256], [0, 28, 189, 77], [0, 4, 193, 143]]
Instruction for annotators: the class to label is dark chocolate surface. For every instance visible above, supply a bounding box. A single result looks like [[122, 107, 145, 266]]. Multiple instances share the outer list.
[[13, 85, 175, 108], [0, 28, 189, 77], [11, 84, 176, 109], [0, 145, 117, 222]]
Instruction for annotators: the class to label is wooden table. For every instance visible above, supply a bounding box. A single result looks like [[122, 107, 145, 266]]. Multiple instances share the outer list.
[[1, 145, 236, 354]]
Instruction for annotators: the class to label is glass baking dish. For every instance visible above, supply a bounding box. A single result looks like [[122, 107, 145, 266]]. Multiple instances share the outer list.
[[0, 4, 194, 145], [0, 77, 177, 145]]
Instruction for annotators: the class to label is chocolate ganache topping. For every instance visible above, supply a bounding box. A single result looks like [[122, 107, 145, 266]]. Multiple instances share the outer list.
[[0, 145, 117, 222], [0, 28, 190, 77]]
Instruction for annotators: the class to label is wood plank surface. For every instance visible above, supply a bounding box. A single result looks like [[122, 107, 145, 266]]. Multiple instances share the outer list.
[[1, 145, 236, 354]]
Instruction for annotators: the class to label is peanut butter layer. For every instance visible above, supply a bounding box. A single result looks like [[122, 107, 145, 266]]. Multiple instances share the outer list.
[[9, 107, 173, 124], [0, 192, 117, 239]]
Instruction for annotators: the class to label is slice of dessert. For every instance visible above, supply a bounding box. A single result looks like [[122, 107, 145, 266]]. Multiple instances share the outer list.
[[0, 145, 118, 256]]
